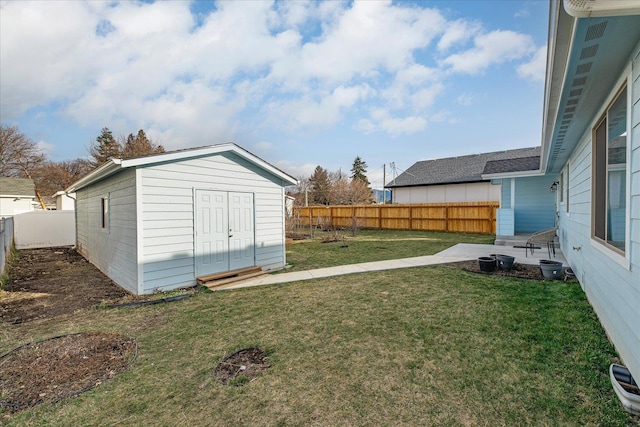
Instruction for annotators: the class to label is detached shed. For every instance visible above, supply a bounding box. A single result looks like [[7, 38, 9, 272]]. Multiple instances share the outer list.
[[66, 143, 297, 295]]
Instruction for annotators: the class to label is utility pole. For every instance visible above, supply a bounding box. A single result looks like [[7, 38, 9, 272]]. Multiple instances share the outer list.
[[382, 163, 386, 204]]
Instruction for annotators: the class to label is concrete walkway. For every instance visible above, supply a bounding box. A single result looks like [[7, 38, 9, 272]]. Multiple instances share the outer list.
[[219, 243, 567, 291]]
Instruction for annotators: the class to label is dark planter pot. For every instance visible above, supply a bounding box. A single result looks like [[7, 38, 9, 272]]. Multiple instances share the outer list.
[[478, 257, 496, 272], [496, 254, 515, 270], [540, 260, 563, 280]]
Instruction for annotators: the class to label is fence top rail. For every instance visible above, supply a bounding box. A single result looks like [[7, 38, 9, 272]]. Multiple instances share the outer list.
[[294, 201, 499, 209]]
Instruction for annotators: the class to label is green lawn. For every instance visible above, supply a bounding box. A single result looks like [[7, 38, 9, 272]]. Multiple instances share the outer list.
[[2, 264, 636, 426], [284, 229, 495, 271]]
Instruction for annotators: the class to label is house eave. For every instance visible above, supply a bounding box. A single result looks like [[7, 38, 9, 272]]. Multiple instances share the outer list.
[[386, 179, 487, 189], [542, 4, 640, 174], [481, 170, 544, 180], [563, 0, 640, 18]]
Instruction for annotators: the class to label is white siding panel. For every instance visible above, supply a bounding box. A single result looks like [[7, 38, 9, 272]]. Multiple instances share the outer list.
[[140, 152, 287, 293], [393, 182, 498, 204], [75, 169, 138, 293], [558, 50, 640, 381]]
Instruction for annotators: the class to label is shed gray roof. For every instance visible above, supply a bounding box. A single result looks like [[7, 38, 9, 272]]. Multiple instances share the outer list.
[[386, 147, 541, 188], [67, 142, 297, 193], [0, 177, 36, 197]]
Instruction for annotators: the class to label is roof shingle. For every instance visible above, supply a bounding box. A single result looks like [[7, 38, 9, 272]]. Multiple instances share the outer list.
[[386, 147, 541, 188], [0, 177, 36, 197]]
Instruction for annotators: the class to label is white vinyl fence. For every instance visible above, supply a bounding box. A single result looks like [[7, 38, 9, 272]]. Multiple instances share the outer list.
[[1, 216, 14, 275], [13, 211, 75, 249]]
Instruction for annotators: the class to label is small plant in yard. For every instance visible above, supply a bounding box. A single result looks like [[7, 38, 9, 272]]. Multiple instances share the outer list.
[[228, 375, 249, 387]]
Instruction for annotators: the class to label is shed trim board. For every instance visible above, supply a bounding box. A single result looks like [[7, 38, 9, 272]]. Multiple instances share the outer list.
[[68, 143, 296, 295], [135, 168, 144, 295]]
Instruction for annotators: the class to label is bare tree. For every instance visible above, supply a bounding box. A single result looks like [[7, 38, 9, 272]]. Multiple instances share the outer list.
[[0, 124, 47, 208], [32, 159, 93, 197]]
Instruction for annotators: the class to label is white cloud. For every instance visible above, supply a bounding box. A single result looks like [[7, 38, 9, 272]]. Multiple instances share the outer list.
[[269, 1, 446, 86], [437, 19, 481, 52], [456, 93, 473, 106], [0, 0, 544, 148], [253, 141, 273, 151], [441, 30, 536, 74], [274, 160, 317, 179], [357, 108, 427, 136], [36, 140, 55, 157], [265, 84, 374, 130], [517, 46, 547, 81]]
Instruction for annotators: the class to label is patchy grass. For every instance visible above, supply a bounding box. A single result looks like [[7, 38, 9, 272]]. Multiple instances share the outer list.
[[285, 229, 494, 271], [2, 266, 636, 426]]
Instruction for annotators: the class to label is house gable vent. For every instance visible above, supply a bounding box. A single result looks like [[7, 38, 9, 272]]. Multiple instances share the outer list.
[[585, 21, 607, 41], [580, 44, 599, 60], [570, 88, 583, 97], [567, 98, 579, 106]]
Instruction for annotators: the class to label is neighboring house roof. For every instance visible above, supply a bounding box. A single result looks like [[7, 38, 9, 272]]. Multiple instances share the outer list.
[[386, 147, 540, 188], [0, 177, 36, 197], [66, 143, 298, 193], [482, 156, 540, 178]]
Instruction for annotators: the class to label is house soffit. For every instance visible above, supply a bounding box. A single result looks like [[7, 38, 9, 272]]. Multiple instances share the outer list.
[[545, 13, 640, 174]]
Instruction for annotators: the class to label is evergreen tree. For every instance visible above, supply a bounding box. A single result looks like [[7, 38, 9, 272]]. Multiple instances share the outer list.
[[121, 129, 165, 158], [308, 165, 331, 205], [90, 127, 121, 166], [350, 156, 370, 185]]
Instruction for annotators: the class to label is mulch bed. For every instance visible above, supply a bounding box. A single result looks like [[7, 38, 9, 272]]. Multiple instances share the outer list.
[[0, 332, 137, 413], [450, 259, 560, 280], [214, 347, 270, 386]]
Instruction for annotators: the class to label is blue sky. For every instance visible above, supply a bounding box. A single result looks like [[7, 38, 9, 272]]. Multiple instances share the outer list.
[[0, 0, 549, 189]]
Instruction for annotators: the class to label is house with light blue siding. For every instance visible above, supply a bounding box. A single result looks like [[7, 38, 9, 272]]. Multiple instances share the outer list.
[[66, 143, 297, 295], [491, 0, 640, 385]]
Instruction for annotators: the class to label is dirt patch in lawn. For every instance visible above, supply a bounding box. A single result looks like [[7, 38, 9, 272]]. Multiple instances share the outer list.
[[214, 347, 271, 386], [0, 332, 137, 413], [0, 247, 129, 324]]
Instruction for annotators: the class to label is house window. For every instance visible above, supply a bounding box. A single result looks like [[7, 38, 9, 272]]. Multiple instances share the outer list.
[[101, 196, 109, 230], [559, 172, 564, 203], [592, 84, 626, 253]]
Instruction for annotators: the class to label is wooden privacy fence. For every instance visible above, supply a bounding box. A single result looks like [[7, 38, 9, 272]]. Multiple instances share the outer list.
[[292, 202, 499, 235]]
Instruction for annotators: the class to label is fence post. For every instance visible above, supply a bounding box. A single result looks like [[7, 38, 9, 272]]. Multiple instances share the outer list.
[[409, 205, 413, 230], [378, 206, 382, 230], [445, 205, 449, 232]]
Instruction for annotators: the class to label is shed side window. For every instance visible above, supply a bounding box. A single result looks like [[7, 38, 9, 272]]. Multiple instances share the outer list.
[[592, 84, 626, 253]]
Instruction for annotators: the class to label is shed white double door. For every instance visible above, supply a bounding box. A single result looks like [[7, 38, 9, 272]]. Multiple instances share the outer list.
[[195, 190, 255, 276]]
